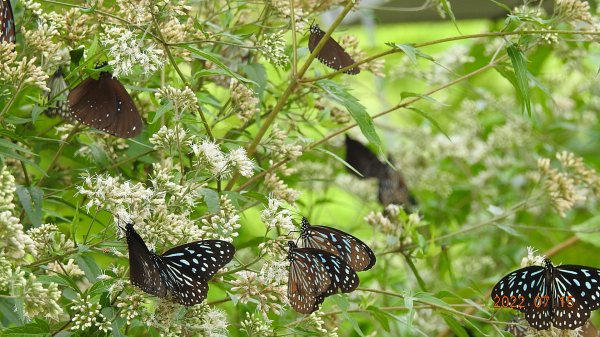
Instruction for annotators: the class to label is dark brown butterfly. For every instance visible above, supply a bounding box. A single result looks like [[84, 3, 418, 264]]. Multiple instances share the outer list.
[[44, 68, 71, 119], [68, 70, 142, 138], [1, 0, 15, 44], [308, 24, 359, 75], [345, 136, 416, 207]]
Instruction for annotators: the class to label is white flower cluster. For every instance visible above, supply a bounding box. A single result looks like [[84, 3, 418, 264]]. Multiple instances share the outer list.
[[521, 246, 546, 267], [230, 79, 260, 123], [47, 259, 85, 278], [231, 261, 288, 318], [100, 26, 164, 77], [19, 273, 63, 320], [71, 294, 111, 333], [191, 139, 254, 178], [260, 197, 295, 233], [149, 125, 188, 151], [0, 165, 16, 210], [150, 301, 229, 337], [28, 223, 75, 257], [155, 86, 199, 115], [240, 312, 274, 336], [262, 32, 289, 68], [199, 196, 241, 242]]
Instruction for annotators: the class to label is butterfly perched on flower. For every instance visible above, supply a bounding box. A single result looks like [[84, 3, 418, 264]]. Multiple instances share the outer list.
[[491, 258, 600, 330], [345, 136, 416, 207], [287, 241, 359, 314], [44, 68, 70, 119], [68, 68, 143, 138], [125, 223, 235, 305], [1, 0, 15, 44], [308, 24, 359, 75], [299, 217, 375, 272]]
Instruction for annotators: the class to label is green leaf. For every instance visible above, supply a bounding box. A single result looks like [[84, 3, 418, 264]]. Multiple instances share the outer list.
[[199, 188, 220, 213], [439, 0, 461, 33], [441, 314, 470, 337], [367, 306, 391, 332], [573, 215, 600, 247], [2, 318, 51, 336], [15, 185, 44, 227], [182, 46, 256, 85], [316, 80, 383, 155], [75, 254, 102, 281], [507, 44, 531, 116], [316, 148, 363, 177], [406, 107, 451, 141], [150, 101, 173, 124], [386, 43, 434, 64]]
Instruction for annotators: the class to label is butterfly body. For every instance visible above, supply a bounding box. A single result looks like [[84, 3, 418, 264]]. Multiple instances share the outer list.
[[1, 0, 15, 44], [492, 258, 600, 330], [287, 241, 359, 314], [68, 72, 142, 138], [125, 223, 235, 305], [308, 24, 359, 75], [300, 217, 376, 271]]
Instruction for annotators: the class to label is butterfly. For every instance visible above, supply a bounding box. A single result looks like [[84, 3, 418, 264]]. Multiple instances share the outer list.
[[299, 217, 376, 271], [345, 136, 416, 207], [125, 223, 235, 305], [44, 68, 71, 119], [287, 241, 359, 314], [308, 24, 359, 75], [68, 70, 143, 138], [1, 0, 15, 44], [491, 258, 600, 330]]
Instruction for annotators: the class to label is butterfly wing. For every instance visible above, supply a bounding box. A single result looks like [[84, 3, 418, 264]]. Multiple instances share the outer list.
[[125, 224, 167, 298], [344, 136, 386, 179], [551, 265, 600, 329], [491, 265, 551, 329], [378, 166, 417, 207], [44, 69, 71, 119], [301, 219, 376, 271], [308, 24, 359, 75], [1, 0, 15, 44], [68, 72, 142, 138], [288, 245, 331, 314], [160, 240, 235, 306], [314, 250, 360, 298]]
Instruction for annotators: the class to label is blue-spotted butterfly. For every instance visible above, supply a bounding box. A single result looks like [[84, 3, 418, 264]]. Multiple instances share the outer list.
[[287, 241, 359, 314], [125, 223, 235, 306], [492, 258, 600, 330], [68, 69, 142, 138], [299, 217, 375, 271], [308, 24, 359, 75], [1, 0, 15, 44]]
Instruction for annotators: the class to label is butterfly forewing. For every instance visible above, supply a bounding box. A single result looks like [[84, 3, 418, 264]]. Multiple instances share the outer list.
[[314, 250, 359, 297], [287, 242, 331, 314], [300, 218, 376, 271], [68, 72, 142, 138], [125, 223, 167, 298], [308, 24, 359, 75], [1, 0, 15, 44], [161, 241, 235, 282], [344, 136, 386, 179]]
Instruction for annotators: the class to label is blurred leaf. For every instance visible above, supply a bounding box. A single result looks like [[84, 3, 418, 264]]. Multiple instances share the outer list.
[[199, 188, 220, 213], [441, 314, 470, 337], [182, 46, 256, 85], [367, 306, 391, 332], [439, 0, 461, 33], [573, 215, 600, 247], [507, 44, 532, 116], [406, 107, 451, 141], [316, 80, 383, 155], [16, 185, 43, 227], [386, 43, 434, 64]]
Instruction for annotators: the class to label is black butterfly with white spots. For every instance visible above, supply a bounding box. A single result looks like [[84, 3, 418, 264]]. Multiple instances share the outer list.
[[299, 217, 375, 272], [492, 258, 600, 330], [287, 241, 359, 314], [125, 223, 235, 305]]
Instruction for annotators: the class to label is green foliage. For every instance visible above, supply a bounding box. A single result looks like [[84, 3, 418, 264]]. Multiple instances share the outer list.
[[0, 0, 600, 336]]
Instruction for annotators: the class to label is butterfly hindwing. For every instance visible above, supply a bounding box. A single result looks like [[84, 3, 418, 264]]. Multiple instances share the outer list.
[[300, 217, 376, 271], [68, 72, 142, 138], [308, 24, 359, 75], [125, 223, 167, 298], [1, 0, 15, 44], [287, 242, 331, 314]]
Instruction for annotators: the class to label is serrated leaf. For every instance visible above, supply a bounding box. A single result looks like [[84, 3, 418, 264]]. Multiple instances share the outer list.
[[507, 44, 531, 116], [16, 185, 43, 227], [316, 80, 383, 155]]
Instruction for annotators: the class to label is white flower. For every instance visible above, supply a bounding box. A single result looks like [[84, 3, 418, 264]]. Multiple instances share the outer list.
[[101, 26, 164, 77]]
